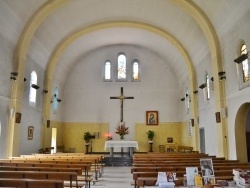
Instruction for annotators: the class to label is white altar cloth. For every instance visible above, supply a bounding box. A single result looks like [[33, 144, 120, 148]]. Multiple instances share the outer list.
[[104, 141, 139, 150]]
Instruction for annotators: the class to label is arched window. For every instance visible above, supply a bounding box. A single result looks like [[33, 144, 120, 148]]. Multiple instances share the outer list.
[[132, 60, 140, 81], [206, 72, 210, 101], [185, 87, 190, 114], [53, 87, 59, 114], [104, 60, 112, 81], [241, 44, 249, 82], [117, 53, 126, 80], [29, 71, 37, 105]]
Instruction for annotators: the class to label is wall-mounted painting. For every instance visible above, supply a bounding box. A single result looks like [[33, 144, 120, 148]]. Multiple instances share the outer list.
[[146, 111, 158, 125], [28, 126, 34, 140]]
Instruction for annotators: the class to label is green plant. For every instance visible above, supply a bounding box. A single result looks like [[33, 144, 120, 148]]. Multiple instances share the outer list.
[[146, 130, 154, 140], [83, 132, 92, 142]]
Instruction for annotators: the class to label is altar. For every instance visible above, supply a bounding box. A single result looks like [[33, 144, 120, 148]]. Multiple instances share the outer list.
[[104, 141, 138, 157]]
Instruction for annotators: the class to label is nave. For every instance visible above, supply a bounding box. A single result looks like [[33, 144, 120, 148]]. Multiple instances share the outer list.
[[92, 166, 133, 188]]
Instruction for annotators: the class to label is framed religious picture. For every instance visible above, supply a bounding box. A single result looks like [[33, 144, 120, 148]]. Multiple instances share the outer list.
[[28, 126, 34, 140], [146, 111, 158, 125], [200, 158, 214, 177]]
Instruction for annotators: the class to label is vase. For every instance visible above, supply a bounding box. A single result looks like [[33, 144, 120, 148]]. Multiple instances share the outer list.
[[120, 135, 124, 140]]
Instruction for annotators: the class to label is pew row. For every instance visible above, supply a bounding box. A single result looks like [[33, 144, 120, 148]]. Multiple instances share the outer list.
[[0, 178, 64, 188], [0, 171, 84, 188], [0, 166, 91, 188]]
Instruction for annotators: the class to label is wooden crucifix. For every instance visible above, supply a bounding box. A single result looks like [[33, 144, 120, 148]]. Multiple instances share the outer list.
[[110, 87, 134, 122]]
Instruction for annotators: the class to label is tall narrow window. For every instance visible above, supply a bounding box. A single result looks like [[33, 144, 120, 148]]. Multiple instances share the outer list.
[[132, 60, 140, 81], [29, 71, 37, 105], [241, 44, 249, 82], [206, 72, 210, 100], [117, 54, 126, 80], [185, 87, 190, 114], [53, 87, 59, 114], [104, 61, 112, 81]]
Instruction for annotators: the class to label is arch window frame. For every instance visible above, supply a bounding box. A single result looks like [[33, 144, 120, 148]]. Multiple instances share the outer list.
[[237, 43, 250, 90], [52, 87, 59, 114], [131, 59, 141, 82], [29, 71, 37, 106], [205, 71, 210, 101], [103, 60, 112, 82], [185, 87, 190, 114], [116, 53, 128, 82]]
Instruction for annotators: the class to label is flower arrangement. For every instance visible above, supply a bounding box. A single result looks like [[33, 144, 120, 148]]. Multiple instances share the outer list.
[[115, 122, 129, 140]]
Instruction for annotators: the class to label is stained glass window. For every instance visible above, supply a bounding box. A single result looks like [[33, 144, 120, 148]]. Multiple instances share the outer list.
[[241, 44, 249, 82], [117, 54, 126, 79], [29, 71, 37, 105]]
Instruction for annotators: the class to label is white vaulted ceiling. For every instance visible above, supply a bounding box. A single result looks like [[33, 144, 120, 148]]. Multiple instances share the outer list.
[[3, 0, 250, 86]]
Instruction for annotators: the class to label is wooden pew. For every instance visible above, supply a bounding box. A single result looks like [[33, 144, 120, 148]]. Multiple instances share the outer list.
[[0, 165, 92, 188], [136, 176, 234, 188], [0, 171, 84, 188], [0, 161, 94, 187], [0, 178, 64, 188], [132, 170, 233, 188], [7, 155, 103, 180]]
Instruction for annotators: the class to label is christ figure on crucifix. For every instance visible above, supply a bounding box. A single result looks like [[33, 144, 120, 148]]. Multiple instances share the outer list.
[[110, 87, 134, 122]]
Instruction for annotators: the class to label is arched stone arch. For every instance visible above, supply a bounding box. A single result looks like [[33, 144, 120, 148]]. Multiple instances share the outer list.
[[42, 21, 198, 149], [9, 0, 226, 156], [235, 103, 250, 162]]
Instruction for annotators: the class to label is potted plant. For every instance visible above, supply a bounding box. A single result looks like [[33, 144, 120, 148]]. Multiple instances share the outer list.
[[83, 132, 92, 143], [146, 130, 154, 141]]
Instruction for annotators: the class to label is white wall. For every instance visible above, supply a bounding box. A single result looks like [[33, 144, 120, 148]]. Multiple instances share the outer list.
[[63, 45, 180, 141]]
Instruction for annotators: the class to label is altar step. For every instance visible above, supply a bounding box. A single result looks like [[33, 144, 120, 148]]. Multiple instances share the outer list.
[[103, 156, 133, 166]]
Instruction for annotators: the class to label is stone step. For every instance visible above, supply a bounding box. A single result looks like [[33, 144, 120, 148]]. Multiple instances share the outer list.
[[102, 157, 133, 167]]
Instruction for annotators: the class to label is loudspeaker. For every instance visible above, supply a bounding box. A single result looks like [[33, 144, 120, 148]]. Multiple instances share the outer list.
[[47, 120, 50, 128], [215, 112, 221, 123]]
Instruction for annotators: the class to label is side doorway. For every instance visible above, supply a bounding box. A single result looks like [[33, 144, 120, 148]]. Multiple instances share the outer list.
[[235, 103, 250, 162], [200, 128, 206, 153]]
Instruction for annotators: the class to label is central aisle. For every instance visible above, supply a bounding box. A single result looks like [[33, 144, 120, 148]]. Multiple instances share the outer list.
[[92, 166, 134, 188]]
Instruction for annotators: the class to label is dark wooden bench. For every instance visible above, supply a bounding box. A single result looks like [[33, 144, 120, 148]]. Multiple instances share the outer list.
[[0, 170, 84, 188], [0, 178, 64, 188]]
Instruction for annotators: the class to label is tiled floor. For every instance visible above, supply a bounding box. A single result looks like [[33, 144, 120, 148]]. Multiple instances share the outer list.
[[92, 166, 134, 188]]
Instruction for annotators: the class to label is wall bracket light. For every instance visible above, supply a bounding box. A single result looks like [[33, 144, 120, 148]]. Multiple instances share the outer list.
[[234, 52, 249, 64], [31, 84, 40, 89], [10, 72, 18, 81], [218, 71, 226, 81], [199, 83, 207, 89]]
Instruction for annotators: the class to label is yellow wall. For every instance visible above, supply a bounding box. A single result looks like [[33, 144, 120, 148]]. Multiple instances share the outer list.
[[63, 122, 109, 153], [51, 121, 193, 153], [135, 122, 193, 152]]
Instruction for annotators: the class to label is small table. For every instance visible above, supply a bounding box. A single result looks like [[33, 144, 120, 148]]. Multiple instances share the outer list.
[[104, 141, 138, 157]]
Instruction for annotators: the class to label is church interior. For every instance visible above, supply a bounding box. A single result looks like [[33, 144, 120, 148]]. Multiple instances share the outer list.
[[1, 0, 250, 166]]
